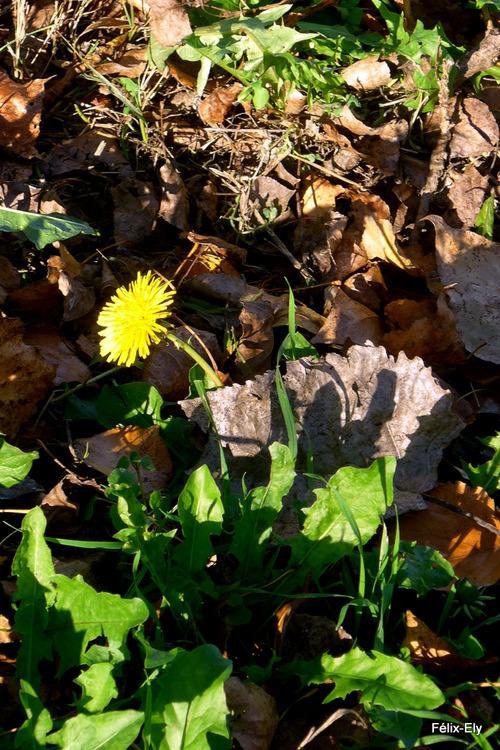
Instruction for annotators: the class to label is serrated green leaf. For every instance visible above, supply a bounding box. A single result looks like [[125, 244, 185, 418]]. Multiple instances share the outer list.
[[0, 438, 38, 488], [145, 644, 232, 750], [369, 706, 422, 749], [47, 574, 148, 675], [46, 710, 143, 750], [307, 648, 444, 712], [397, 542, 455, 595], [475, 195, 495, 240], [0, 206, 97, 250], [12, 508, 56, 689], [462, 432, 500, 494], [74, 663, 119, 714], [230, 443, 295, 579], [15, 680, 53, 750], [288, 458, 395, 577], [174, 465, 224, 574]]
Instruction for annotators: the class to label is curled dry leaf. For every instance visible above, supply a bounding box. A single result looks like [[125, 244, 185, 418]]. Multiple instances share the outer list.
[[398, 482, 500, 586], [225, 677, 279, 750], [341, 55, 391, 91], [73, 425, 173, 493], [148, 0, 192, 48], [0, 318, 57, 440], [425, 215, 500, 363], [198, 83, 243, 124], [0, 72, 46, 157], [352, 193, 416, 271]]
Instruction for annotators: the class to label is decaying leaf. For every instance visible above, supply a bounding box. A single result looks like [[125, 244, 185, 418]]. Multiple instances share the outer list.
[[148, 0, 192, 48], [398, 482, 500, 586], [0, 257, 20, 304], [158, 161, 189, 231], [142, 326, 221, 401], [352, 193, 416, 270], [341, 56, 391, 91], [312, 288, 383, 347], [234, 300, 274, 378], [73, 425, 173, 493], [225, 677, 279, 750], [445, 164, 488, 229], [181, 346, 464, 510], [425, 215, 500, 363], [403, 611, 461, 670], [198, 83, 243, 124], [46, 246, 96, 322], [0, 72, 46, 157], [449, 98, 499, 160], [0, 317, 56, 439], [111, 178, 160, 244], [23, 322, 91, 385], [41, 475, 101, 536]]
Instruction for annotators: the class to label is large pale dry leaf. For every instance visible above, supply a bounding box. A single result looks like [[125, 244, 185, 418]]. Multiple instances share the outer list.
[[181, 346, 464, 509], [398, 483, 500, 586], [300, 174, 344, 219], [23, 323, 90, 385], [73, 425, 173, 493], [352, 194, 415, 270], [449, 98, 499, 159], [0, 72, 46, 157], [425, 215, 500, 363], [0, 317, 56, 439], [456, 27, 500, 79], [148, 0, 192, 48], [225, 677, 279, 750], [341, 56, 391, 91]]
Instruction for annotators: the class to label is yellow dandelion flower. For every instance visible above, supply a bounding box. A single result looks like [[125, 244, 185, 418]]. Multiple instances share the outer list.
[[97, 271, 175, 367]]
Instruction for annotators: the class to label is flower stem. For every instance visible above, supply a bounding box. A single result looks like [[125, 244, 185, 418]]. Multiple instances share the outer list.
[[51, 366, 123, 403], [165, 333, 224, 388]]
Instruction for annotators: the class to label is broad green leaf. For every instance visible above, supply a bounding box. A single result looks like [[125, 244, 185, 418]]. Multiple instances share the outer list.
[[46, 710, 143, 750], [174, 465, 224, 574], [288, 458, 395, 577], [369, 707, 422, 749], [306, 648, 444, 712], [12, 508, 56, 689], [0, 206, 96, 250], [47, 574, 148, 675], [0, 438, 38, 488], [15, 680, 53, 750], [74, 663, 119, 714], [475, 195, 495, 240], [397, 542, 455, 595], [145, 644, 232, 750], [462, 432, 500, 495], [96, 383, 163, 429], [230, 443, 295, 579]]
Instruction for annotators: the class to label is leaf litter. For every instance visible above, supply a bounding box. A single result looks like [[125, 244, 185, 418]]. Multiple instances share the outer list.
[[2, 0, 500, 745]]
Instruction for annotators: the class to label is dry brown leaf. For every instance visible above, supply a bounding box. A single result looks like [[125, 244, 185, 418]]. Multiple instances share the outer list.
[[142, 326, 221, 401], [300, 173, 344, 219], [41, 475, 101, 536], [158, 162, 189, 231], [240, 176, 295, 225], [0, 257, 20, 305], [23, 323, 91, 386], [0, 318, 56, 440], [198, 83, 243, 124], [449, 98, 499, 159], [456, 27, 500, 80], [352, 194, 415, 270], [382, 294, 466, 364], [0, 72, 46, 157], [445, 165, 488, 229], [341, 55, 391, 91], [46, 246, 96, 322], [148, 0, 192, 48], [403, 611, 460, 669], [96, 47, 148, 78], [398, 482, 500, 586], [8, 278, 63, 322], [225, 677, 279, 750], [111, 178, 160, 243], [425, 215, 500, 363], [235, 300, 274, 379], [312, 288, 383, 347], [73, 425, 173, 493], [42, 132, 130, 177]]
